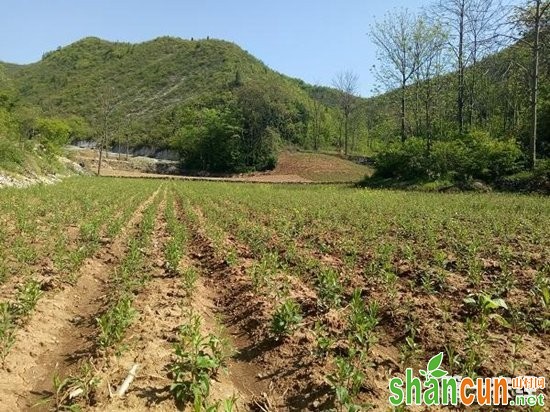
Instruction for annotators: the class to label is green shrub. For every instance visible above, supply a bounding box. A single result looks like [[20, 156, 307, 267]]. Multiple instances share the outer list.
[[35, 117, 72, 152], [373, 137, 428, 179], [0, 138, 25, 169], [373, 132, 522, 182]]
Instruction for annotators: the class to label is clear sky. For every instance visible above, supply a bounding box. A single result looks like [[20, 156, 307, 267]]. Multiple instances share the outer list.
[[0, 0, 433, 96]]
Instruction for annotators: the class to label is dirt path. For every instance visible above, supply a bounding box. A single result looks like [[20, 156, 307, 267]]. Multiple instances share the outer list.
[[0, 189, 160, 411], [100, 169, 314, 184]]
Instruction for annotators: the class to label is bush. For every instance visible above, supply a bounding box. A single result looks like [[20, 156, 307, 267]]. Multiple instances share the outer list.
[[373, 137, 428, 179], [35, 117, 72, 152], [496, 159, 550, 193], [373, 132, 523, 182], [0, 138, 25, 170], [174, 104, 279, 173]]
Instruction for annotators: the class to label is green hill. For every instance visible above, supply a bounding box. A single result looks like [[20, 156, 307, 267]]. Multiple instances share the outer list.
[[5, 37, 343, 152]]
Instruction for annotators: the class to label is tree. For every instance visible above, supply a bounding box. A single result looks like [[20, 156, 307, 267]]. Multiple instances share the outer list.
[[35, 117, 71, 152], [332, 71, 359, 154], [371, 10, 425, 142], [95, 87, 117, 175], [432, 0, 505, 133], [464, 0, 506, 126], [511, 0, 550, 168], [309, 86, 324, 150], [411, 17, 449, 152], [235, 82, 280, 168], [176, 107, 243, 172], [433, 0, 470, 134]]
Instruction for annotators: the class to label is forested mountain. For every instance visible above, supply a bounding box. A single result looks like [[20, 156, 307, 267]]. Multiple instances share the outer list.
[[364, 41, 550, 158], [361, 1, 550, 189], [0, 37, 365, 172]]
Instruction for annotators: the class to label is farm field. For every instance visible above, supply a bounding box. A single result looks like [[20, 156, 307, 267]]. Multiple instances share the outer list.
[[0, 177, 548, 411]]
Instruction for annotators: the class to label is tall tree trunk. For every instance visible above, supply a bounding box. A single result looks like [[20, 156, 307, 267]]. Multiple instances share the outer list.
[[425, 79, 432, 155], [530, 0, 541, 170], [457, 1, 465, 134], [344, 113, 349, 155], [401, 79, 406, 142], [97, 134, 105, 176]]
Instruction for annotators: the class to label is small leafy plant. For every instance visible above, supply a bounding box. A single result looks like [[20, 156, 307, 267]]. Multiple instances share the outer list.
[[13, 278, 43, 318], [271, 298, 302, 337], [0, 302, 16, 364], [170, 313, 229, 409], [96, 295, 136, 349]]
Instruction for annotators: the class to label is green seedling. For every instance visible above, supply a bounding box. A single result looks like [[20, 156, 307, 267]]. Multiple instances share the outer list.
[[271, 298, 302, 337], [96, 295, 136, 349]]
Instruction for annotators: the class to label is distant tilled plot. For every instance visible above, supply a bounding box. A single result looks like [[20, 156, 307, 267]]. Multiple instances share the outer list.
[[0, 178, 548, 411], [70, 148, 373, 184]]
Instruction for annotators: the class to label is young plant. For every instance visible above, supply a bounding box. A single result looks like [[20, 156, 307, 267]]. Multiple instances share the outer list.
[[317, 268, 344, 309], [170, 313, 229, 408], [0, 302, 16, 364], [326, 349, 367, 412], [271, 298, 302, 337], [13, 278, 43, 318], [313, 321, 335, 357], [96, 295, 136, 349], [348, 289, 379, 352], [181, 267, 199, 297], [49, 362, 100, 411]]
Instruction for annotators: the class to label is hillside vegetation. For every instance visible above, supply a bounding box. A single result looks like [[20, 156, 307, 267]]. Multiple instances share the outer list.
[[2, 37, 356, 173], [1, 15, 549, 184], [362, 2, 550, 191]]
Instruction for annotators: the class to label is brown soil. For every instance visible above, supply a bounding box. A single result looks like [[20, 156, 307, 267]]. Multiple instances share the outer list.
[[0, 189, 160, 411], [100, 169, 314, 184], [70, 147, 371, 183], [184, 205, 332, 411]]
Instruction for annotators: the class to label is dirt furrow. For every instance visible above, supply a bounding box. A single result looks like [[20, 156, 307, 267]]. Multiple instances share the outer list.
[[177, 202, 277, 410], [185, 204, 338, 411], [95, 192, 253, 410], [0, 188, 161, 411]]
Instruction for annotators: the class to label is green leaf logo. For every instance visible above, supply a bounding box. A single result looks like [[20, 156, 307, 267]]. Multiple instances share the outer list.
[[425, 352, 448, 380], [428, 352, 443, 371]]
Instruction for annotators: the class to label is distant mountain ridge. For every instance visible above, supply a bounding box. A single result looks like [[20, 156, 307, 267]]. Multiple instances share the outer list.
[[2, 36, 343, 149]]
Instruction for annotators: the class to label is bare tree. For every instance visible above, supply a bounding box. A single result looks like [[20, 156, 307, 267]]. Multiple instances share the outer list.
[[433, 0, 470, 134], [465, 0, 507, 126], [371, 9, 426, 142], [432, 0, 506, 132], [412, 16, 450, 152], [332, 71, 359, 155], [96, 87, 116, 176], [309, 85, 324, 151], [508, 0, 550, 168]]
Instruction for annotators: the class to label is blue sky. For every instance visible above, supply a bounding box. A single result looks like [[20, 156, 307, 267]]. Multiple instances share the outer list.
[[1, 1, 433, 96]]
